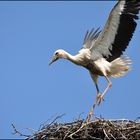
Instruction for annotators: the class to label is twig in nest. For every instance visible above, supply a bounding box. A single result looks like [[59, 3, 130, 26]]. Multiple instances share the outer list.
[[67, 120, 96, 139], [103, 129, 110, 139], [11, 123, 30, 138], [39, 113, 65, 130]]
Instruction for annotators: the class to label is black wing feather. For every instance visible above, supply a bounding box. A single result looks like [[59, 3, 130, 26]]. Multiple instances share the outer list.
[[106, 1, 140, 62]]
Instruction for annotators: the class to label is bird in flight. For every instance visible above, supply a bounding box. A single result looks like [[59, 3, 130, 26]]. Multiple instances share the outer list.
[[49, 0, 140, 119]]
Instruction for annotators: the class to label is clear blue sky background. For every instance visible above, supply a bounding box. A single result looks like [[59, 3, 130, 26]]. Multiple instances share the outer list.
[[0, 1, 140, 139]]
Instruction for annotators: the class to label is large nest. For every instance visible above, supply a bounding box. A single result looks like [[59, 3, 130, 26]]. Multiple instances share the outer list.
[[18, 117, 140, 140]]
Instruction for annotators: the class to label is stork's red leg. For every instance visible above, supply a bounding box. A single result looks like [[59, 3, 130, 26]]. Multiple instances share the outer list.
[[98, 76, 112, 105], [93, 82, 102, 109], [87, 75, 100, 121]]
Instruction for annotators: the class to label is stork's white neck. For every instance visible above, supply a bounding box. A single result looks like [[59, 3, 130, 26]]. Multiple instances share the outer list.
[[60, 49, 89, 66], [61, 51, 79, 65]]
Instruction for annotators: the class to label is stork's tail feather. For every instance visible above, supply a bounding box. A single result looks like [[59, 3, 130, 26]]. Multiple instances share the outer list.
[[110, 56, 131, 78]]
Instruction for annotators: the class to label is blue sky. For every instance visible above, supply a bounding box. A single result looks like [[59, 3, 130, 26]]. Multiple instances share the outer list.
[[0, 1, 140, 139]]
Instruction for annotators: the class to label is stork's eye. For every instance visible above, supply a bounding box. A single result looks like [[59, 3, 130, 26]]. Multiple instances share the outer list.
[[55, 52, 59, 55]]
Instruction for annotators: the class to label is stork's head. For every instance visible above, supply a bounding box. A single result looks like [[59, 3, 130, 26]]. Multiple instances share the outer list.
[[49, 49, 67, 65]]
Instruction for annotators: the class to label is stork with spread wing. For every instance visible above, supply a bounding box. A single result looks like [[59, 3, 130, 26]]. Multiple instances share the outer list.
[[49, 0, 140, 119]]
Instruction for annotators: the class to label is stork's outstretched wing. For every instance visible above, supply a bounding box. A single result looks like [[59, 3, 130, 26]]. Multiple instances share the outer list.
[[82, 28, 101, 49], [91, 0, 140, 62]]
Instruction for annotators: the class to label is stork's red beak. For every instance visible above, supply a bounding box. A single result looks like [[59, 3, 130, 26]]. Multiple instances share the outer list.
[[49, 56, 58, 66]]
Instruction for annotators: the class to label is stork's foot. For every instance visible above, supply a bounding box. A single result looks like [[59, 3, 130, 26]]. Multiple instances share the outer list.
[[97, 94, 105, 105], [93, 93, 105, 106], [86, 93, 105, 122], [93, 93, 103, 107]]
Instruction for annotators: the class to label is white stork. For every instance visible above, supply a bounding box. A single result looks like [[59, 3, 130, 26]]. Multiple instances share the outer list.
[[49, 0, 140, 119]]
